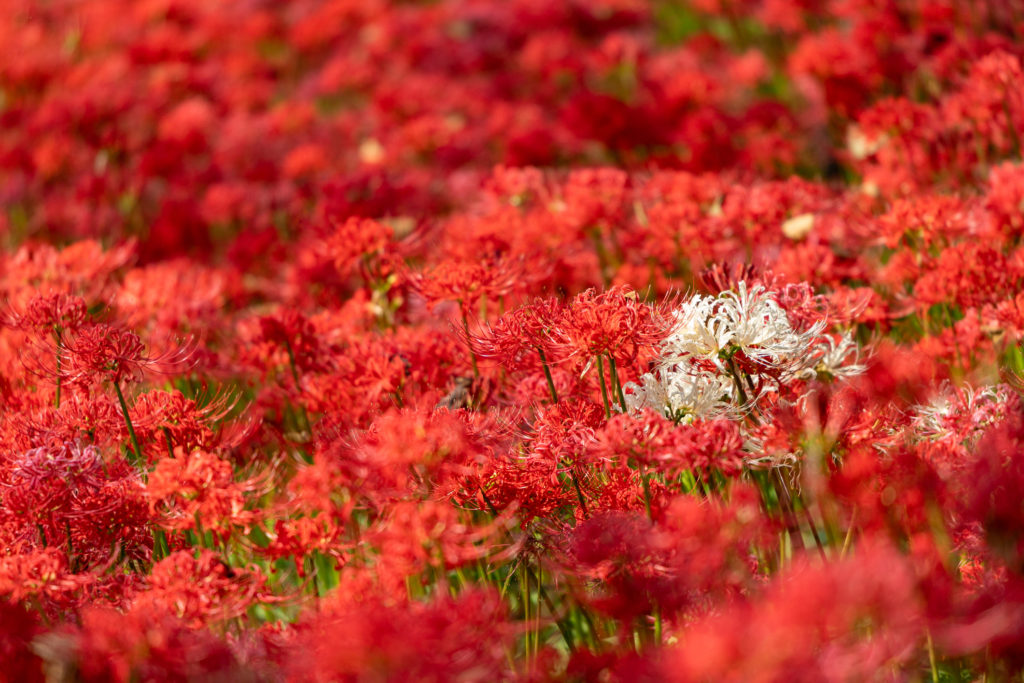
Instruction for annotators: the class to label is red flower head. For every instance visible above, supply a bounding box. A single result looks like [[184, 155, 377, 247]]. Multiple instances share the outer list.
[[408, 256, 534, 316], [134, 549, 269, 628], [327, 216, 394, 276], [5, 292, 89, 334], [469, 296, 563, 371], [551, 285, 668, 365], [58, 324, 193, 387]]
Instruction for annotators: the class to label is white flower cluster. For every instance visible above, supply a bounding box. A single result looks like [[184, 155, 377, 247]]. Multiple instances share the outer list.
[[911, 383, 1014, 446], [625, 282, 863, 423]]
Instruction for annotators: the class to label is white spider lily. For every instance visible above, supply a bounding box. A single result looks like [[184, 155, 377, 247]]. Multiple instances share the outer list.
[[799, 332, 864, 381], [625, 365, 739, 423], [626, 282, 863, 422], [660, 282, 828, 373]]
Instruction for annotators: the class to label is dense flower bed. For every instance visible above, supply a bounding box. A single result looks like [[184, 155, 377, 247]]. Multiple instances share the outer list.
[[3, 0, 1024, 679]]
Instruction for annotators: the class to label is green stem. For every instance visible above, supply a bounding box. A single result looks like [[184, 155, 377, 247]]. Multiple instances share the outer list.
[[55, 373, 61, 409], [482, 488, 576, 653], [522, 559, 531, 665], [283, 338, 302, 387], [153, 529, 169, 562], [771, 468, 805, 554], [563, 462, 589, 518], [608, 355, 628, 412], [597, 354, 611, 419], [725, 356, 749, 406], [305, 555, 322, 597], [639, 463, 654, 521], [537, 347, 558, 403], [528, 564, 576, 653], [283, 338, 313, 454], [113, 380, 142, 464], [54, 335, 62, 409], [65, 520, 74, 567], [461, 308, 480, 379], [798, 496, 828, 560], [926, 627, 939, 683], [580, 606, 600, 649], [163, 427, 175, 458]]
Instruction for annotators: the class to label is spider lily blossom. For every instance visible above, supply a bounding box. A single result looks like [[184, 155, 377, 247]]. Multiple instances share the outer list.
[[627, 283, 864, 422]]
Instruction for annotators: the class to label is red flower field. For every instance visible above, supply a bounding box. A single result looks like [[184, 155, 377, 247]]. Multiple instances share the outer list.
[[3, 0, 1024, 680]]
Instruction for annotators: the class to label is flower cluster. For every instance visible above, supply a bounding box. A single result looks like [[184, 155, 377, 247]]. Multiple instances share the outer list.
[[2, 0, 1024, 680], [626, 283, 862, 423]]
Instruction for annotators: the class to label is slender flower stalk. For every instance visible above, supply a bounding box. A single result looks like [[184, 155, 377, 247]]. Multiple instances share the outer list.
[[597, 354, 612, 419], [607, 355, 628, 413], [54, 330, 63, 409], [537, 347, 558, 403], [113, 380, 143, 463]]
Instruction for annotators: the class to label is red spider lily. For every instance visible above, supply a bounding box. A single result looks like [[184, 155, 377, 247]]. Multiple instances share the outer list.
[[59, 606, 245, 681], [115, 259, 240, 335], [567, 487, 767, 623], [530, 399, 605, 467], [2, 0, 1024, 677], [986, 162, 1024, 237], [322, 406, 507, 505], [370, 499, 515, 579], [0, 241, 135, 307], [550, 286, 669, 365], [54, 324, 194, 388], [2, 442, 148, 561], [11, 394, 125, 453], [660, 542, 926, 681], [407, 255, 535, 316], [482, 454, 582, 525], [879, 195, 973, 250], [134, 550, 270, 628], [130, 389, 238, 454], [290, 588, 515, 682], [591, 411, 745, 476], [958, 406, 1024, 574], [468, 296, 564, 371], [3, 292, 89, 333], [913, 243, 1019, 311], [253, 311, 330, 378], [259, 457, 354, 561], [326, 216, 394, 276], [145, 448, 259, 536], [0, 601, 43, 682], [559, 167, 630, 236], [828, 442, 946, 539], [0, 548, 91, 603], [5, 442, 108, 508]]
